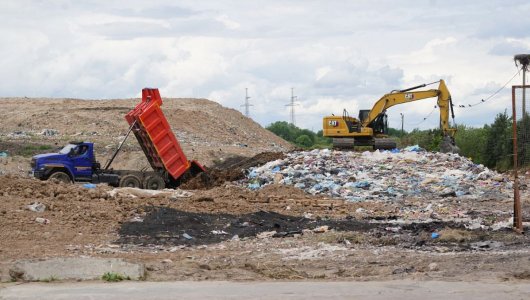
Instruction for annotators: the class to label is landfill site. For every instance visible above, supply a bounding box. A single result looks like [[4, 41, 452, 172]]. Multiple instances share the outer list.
[[0, 94, 528, 284]]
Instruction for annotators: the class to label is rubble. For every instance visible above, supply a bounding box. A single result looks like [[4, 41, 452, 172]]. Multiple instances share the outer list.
[[40, 129, 59, 136], [243, 148, 512, 202], [107, 187, 193, 199]]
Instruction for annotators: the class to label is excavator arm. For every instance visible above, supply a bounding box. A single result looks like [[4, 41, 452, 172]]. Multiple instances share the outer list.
[[362, 79, 456, 138], [322, 79, 459, 153]]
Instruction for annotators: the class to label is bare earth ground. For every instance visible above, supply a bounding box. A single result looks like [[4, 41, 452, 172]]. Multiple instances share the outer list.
[[0, 175, 529, 282], [0, 97, 529, 283]]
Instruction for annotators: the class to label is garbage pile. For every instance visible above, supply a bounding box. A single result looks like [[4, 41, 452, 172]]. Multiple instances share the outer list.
[[244, 148, 512, 201]]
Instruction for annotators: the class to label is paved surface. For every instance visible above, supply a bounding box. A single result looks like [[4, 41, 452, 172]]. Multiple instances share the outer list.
[[1, 280, 529, 299], [9, 258, 144, 281]]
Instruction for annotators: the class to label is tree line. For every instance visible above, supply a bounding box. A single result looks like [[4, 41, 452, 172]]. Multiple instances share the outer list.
[[267, 112, 527, 171]]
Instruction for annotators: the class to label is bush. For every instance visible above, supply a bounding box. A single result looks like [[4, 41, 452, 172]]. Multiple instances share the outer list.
[[102, 272, 130, 282], [267, 121, 331, 149], [295, 135, 312, 147]]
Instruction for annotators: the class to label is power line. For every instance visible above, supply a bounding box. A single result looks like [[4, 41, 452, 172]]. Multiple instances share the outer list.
[[409, 69, 522, 126], [456, 68, 521, 108], [406, 105, 437, 126]]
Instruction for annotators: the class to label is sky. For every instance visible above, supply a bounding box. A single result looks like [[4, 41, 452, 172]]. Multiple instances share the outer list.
[[1, 0, 529, 132]]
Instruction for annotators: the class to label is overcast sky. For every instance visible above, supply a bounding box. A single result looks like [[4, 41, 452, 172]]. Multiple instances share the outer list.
[[1, 0, 529, 131]]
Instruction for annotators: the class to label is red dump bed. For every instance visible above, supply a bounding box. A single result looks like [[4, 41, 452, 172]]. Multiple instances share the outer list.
[[125, 88, 204, 180]]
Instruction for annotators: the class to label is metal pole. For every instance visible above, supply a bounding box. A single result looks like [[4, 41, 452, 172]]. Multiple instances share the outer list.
[[400, 113, 404, 136], [523, 71, 526, 119], [512, 86, 523, 233], [104, 120, 137, 170]]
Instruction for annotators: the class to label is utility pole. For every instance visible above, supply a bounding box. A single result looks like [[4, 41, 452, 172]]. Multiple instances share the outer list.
[[240, 88, 253, 117], [285, 88, 298, 126], [400, 113, 404, 137], [515, 54, 530, 117]]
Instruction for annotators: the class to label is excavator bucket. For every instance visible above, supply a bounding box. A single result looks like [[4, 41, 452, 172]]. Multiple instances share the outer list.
[[440, 136, 460, 154]]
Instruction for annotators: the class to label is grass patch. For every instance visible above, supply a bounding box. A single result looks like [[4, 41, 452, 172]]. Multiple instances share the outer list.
[[102, 272, 131, 282], [40, 275, 58, 282], [19, 144, 54, 157]]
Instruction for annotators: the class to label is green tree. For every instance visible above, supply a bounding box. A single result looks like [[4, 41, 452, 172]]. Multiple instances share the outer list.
[[295, 135, 313, 147], [454, 125, 488, 164], [266, 121, 296, 141], [483, 111, 512, 170], [266, 121, 332, 149]]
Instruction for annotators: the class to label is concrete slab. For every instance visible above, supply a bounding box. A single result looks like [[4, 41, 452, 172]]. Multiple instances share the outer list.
[[9, 258, 144, 281]]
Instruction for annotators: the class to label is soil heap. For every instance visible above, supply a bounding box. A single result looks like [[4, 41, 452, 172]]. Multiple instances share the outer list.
[[0, 96, 293, 175]]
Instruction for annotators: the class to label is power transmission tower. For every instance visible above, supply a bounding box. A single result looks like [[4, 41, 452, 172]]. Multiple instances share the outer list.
[[285, 88, 299, 125], [240, 88, 253, 117]]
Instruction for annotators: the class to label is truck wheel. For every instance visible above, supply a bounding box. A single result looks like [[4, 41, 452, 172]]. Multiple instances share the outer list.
[[119, 174, 142, 188], [48, 171, 72, 184], [144, 175, 165, 190]]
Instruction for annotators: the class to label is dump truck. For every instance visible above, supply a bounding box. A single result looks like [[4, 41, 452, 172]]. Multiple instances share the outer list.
[[31, 88, 205, 189], [322, 79, 459, 153]]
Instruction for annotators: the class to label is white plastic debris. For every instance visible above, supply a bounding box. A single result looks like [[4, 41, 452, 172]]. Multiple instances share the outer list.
[[27, 202, 46, 213], [35, 217, 50, 224], [242, 149, 512, 202]]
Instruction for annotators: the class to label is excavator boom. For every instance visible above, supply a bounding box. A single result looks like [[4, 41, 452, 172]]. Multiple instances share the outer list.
[[322, 79, 458, 152]]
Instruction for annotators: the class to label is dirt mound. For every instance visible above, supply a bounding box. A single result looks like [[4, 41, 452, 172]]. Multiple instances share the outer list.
[[181, 152, 285, 190], [0, 97, 293, 172]]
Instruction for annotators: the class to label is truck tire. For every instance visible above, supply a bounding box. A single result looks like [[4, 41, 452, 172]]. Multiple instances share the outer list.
[[143, 175, 166, 190], [119, 174, 142, 188], [48, 171, 72, 183]]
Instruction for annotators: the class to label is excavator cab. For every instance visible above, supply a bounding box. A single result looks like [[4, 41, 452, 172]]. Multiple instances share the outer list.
[[342, 109, 359, 133]]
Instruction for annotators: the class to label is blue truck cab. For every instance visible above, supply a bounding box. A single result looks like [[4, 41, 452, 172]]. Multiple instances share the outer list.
[[31, 142, 101, 183]]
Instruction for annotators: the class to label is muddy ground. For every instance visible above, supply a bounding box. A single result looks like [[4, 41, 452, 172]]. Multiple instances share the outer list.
[[0, 171, 529, 282]]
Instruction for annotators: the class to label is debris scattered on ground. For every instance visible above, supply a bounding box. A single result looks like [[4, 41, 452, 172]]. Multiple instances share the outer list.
[[34, 217, 50, 224], [26, 202, 46, 212], [118, 208, 376, 246], [40, 129, 59, 136], [242, 148, 512, 202], [107, 187, 193, 199]]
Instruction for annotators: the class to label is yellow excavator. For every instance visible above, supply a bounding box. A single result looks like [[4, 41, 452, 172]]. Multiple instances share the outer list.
[[322, 79, 459, 153]]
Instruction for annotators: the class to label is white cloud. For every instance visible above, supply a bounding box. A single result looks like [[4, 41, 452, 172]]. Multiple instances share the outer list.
[[0, 0, 528, 132]]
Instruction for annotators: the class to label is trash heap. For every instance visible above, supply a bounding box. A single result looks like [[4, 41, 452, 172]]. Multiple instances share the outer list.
[[244, 148, 512, 201]]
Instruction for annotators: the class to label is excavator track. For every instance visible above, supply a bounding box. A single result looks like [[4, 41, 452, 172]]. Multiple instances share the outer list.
[[374, 138, 397, 150], [333, 138, 397, 150], [332, 138, 355, 149]]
